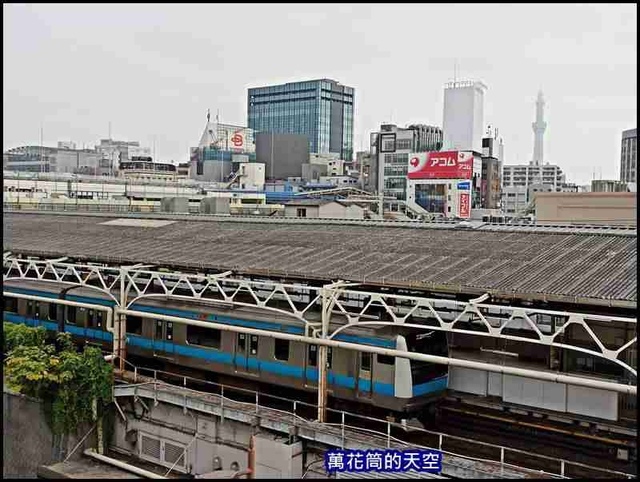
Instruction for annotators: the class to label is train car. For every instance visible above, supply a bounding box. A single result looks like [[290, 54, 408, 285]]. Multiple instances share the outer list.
[[3, 280, 449, 415]]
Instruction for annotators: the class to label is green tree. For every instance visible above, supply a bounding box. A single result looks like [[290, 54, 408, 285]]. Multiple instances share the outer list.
[[4, 324, 114, 435]]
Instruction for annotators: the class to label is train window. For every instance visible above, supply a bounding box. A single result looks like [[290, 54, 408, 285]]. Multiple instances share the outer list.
[[88, 310, 95, 326], [126, 316, 143, 335], [48, 303, 57, 321], [96, 311, 104, 329], [155, 321, 163, 340], [576, 357, 594, 370], [166, 322, 173, 341], [274, 339, 289, 361], [4, 297, 18, 313], [237, 333, 246, 353], [250, 335, 259, 356], [361, 352, 372, 372], [187, 325, 221, 349], [308, 344, 318, 367], [26, 300, 34, 317], [327, 347, 333, 369], [377, 354, 395, 365], [66, 306, 77, 325], [34, 302, 41, 318]]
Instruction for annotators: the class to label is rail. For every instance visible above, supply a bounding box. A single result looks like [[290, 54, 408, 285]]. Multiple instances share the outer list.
[[115, 360, 635, 479]]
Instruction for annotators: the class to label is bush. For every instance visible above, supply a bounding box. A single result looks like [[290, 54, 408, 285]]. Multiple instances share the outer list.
[[3, 322, 47, 353], [4, 325, 114, 435]]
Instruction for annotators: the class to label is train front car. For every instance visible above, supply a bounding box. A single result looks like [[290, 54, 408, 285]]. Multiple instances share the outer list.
[[399, 330, 449, 416]]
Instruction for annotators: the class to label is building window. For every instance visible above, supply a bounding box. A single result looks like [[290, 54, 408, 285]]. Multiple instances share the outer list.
[[274, 339, 290, 361], [187, 325, 221, 349], [297, 208, 307, 217]]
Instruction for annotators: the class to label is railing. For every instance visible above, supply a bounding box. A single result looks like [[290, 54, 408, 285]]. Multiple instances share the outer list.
[[114, 360, 635, 480]]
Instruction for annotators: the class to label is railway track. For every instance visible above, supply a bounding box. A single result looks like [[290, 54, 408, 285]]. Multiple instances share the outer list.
[[430, 403, 636, 478], [121, 357, 636, 478]]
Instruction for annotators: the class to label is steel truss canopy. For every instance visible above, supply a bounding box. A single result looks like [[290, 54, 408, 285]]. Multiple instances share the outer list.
[[2, 212, 637, 308], [3, 256, 637, 384]]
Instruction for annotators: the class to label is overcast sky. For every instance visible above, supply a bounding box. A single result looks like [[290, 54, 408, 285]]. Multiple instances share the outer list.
[[3, 3, 637, 185]]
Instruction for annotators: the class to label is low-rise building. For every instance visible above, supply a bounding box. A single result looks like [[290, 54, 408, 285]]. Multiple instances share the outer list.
[[119, 157, 189, 181], [501, 163, 568, 214], [534, 192, 637, 225], [370, 123, 442, 200], [283, 199, 365, 219], [355, 151, 377, 193], [591, 179, 634, 193], [4, 145, 103, 175]]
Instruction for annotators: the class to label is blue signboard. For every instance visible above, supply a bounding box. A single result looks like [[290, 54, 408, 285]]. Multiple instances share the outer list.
[[457, 181, 470, 190]]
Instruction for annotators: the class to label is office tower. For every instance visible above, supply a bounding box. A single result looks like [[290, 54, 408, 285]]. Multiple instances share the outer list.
[[248, 79, 354, 161]]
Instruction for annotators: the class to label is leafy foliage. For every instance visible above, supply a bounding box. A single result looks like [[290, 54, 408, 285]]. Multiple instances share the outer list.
[[3, 324, 114, 435], [3, 322, 47, 353]]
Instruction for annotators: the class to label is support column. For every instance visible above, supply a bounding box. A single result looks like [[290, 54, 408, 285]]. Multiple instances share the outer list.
[[317, 287, 329, 423], [118, 267, 127, 372]]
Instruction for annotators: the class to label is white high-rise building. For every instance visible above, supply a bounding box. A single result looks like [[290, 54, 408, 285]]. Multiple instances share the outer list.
[[442, 80, 487, 153]]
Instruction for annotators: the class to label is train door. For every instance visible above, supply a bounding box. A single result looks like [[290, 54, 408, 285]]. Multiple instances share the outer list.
[[234, 333, 259, 375], [305, 344, 318, 388], [357, 352, 373, 398], [153, 320, 175, 358]]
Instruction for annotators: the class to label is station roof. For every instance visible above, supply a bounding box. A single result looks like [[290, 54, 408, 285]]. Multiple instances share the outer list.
[[3, 212, 637, 307]]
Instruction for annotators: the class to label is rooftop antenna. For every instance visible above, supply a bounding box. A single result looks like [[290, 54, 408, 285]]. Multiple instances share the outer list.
[[207, 109, 210, 123], [108, 121, 112, 141]]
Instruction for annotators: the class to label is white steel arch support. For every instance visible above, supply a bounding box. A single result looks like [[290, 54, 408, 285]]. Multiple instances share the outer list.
[[4, 257, 637, 383]]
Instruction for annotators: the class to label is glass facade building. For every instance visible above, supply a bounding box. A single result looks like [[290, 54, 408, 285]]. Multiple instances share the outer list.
[[247, 79, 354, 161]]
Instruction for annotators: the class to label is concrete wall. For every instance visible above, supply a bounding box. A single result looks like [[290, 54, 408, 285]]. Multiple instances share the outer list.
[[200, 197, 230, 215], [255, 133, 310, 180], [112, 396, 304, 477], [3, 389, 97, 478], [190, 160, 232, 183], [535, 192, 637, 225]]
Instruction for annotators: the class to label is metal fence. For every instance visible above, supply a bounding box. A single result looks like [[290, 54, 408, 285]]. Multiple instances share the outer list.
[[116, 360, 635, 480]]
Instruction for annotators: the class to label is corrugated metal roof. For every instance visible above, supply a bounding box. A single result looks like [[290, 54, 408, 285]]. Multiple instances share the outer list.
[[2, 212, 636, 306]]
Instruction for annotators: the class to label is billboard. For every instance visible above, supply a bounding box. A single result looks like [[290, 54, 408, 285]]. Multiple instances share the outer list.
[[208, 124, 255, 154], [408, 151, 473, 180], [459, 192, 470, 218]]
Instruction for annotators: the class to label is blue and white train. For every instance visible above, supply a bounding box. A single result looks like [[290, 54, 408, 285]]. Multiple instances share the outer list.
[[3, 279, 449, 414]]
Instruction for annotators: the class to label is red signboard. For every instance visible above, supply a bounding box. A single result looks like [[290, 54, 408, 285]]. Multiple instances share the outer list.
[[408, 151, 473, 180], [459, 192, 470, 218]]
